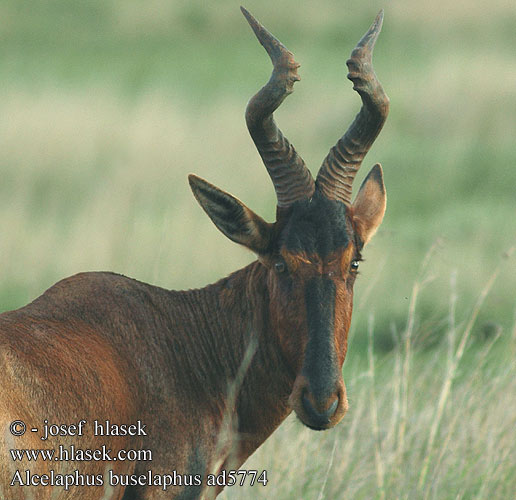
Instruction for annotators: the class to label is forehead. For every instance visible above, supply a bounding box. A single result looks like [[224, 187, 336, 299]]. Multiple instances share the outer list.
[[279, 193, 352, 258]]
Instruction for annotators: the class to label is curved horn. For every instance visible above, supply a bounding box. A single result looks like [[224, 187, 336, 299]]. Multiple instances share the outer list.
[[241, 7, 315, 208], [316, 10, 389, 206]]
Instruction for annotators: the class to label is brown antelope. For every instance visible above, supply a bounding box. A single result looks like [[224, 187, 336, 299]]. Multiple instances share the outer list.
[[0, 8, 389, 500]]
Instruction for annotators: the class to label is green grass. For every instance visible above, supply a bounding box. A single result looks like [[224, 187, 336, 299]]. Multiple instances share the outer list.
[[0, 0, 515, 497], [220, 261, 516, 499]]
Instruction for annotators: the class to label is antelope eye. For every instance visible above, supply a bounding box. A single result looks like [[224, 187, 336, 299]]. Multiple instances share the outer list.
[[275, 262, 286, 273], [351, 260, 360, 271]]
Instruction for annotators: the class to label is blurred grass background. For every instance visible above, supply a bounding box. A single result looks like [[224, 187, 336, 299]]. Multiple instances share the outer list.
[[1, 0, 514, 346], [0, 0, 515, 497]]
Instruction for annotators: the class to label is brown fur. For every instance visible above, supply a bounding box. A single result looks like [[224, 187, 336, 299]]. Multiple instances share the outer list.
[[0, 9, 389, 496], [0, 175, 385, 499], [0, 266, 296, 499]]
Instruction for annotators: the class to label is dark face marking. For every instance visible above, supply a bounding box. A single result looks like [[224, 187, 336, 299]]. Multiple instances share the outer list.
[[270, 191, 357, 430], [303, 276, 338, 403], [280, 191, 351, 258]]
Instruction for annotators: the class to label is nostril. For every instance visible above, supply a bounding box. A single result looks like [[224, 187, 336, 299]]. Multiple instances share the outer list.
[[302, 392, 339, 424]]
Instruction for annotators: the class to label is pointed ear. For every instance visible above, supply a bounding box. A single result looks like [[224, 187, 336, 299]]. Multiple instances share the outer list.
[[352, 163, 386, 246], [189, 174, 273, 255]]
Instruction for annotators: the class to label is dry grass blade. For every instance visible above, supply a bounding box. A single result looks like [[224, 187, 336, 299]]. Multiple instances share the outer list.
[[418, 248, 511, 489], [367, 314, 385, 500], [316, 436, 338, 500], [397, 241, 438, 465]]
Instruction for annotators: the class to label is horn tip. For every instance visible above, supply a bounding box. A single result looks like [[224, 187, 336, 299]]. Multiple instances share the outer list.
[[369, 9, 385, 38], [372, 9, 384, 35], [188, 173, 201, 187], [240, 6, 251, 20], [240, 6, 260, 33], [354, 9, 385, 53]]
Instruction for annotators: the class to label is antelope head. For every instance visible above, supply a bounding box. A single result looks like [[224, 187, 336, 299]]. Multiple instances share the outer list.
[[189, 8, 389, 430]]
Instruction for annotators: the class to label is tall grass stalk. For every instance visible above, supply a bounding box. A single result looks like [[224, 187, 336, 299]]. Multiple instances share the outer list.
[[316, 436, 338, 500], [212, 337, 258, 475], [418, 252, 506, 489], [425, 329, 502, 500], [397, 242, 437, 466], [367, 314, 385, 500], [217, 245, 515, 500]]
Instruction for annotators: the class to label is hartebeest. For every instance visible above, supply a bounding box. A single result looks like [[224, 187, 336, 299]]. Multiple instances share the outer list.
[[0, 8, 389, 500]]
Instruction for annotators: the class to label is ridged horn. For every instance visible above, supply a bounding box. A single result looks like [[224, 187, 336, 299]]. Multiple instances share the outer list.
[[316, 10, 389, 206], [241, 7, 315, 208]]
